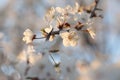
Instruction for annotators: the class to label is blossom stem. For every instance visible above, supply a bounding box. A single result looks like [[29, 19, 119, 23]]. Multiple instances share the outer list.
[[90, 0, 100, 18], [49, 53, 57, 65], [51, 29, 70, 35], [35, 30, 67, 41], [51, 31, 60, 35], [35, 37, 45, 39]]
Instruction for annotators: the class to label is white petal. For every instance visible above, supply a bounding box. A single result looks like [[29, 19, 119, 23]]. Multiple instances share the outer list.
[[44, 25, 53, 33], [75, 2, 79, 11], [63, 39, 70, 47], [70, 40, 77, 47], [56, 7, 64, 13], [60, 32, 69, 39], [22, 37, 26, 41], [49, 35, 54, 41]]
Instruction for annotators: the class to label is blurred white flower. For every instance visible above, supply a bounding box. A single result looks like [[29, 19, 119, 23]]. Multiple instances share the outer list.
[[65, 5, 73, 13], [56, 7, 66, 15], [74, 12, 90, 23], [49, 35, 55, 41], [73, 2, 79, 13], [28, 53, 42, 65], [66, 14, 78, 25], [42, 25, 54, 41], [56, 17, 64, 25], [56, 2, 79, 15], [44, 25, 53, 33], [17, 50, 27, 62], [27, 45, 36, 54], [56, 17, 70, 30], [45, 7, 55, 22], [1, 64, 15, 76], [90, 60, 101, 70], [23, 29, 35, 44], [60, 31, 79, 47], [76, 60, 90, 74]]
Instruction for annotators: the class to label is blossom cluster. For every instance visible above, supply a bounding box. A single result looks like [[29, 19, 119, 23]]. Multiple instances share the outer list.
[[23, 1, 101, 47], [21, 1, 103, 80]]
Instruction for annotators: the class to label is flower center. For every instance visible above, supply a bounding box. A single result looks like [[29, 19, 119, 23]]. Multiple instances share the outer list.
[[68, 35, 73, 40]]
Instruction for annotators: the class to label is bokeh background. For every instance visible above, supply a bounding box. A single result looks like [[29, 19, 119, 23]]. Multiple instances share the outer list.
[[0, 0, 120, 80]]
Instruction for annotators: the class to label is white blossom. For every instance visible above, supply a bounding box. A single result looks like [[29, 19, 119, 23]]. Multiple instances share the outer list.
[[41, 25, 54, 41], [44, 25, 53, 33], [74, 2, 79, 11], [72, 2, 79, 14], [60, 31, 79, 47], [45, 7, 55, 22], [56, 17, 71, 30], [56, 17, 64, 25], [74, 11, 90, 23], [56, 7, 65, 15], [65, 5, 73, 13], [27, 45, 36, 54], [1, 64, 16, 76], [49, 35, 54, 41], [28, 53, 42, 65], [23, 29, 35, 44]]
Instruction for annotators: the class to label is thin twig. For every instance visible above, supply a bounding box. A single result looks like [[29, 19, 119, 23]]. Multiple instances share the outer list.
[[24, 57, 30, 76], [35, 37, 45, 39], [49, 53, 56, 65], [51, 31, 60, 35], [90, 0, 100, 18]]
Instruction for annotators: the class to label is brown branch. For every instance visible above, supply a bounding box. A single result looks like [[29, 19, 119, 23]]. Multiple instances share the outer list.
[[24, 57, 30, 76], [35, 37, 45, 39], [49, 53, 57, 65], [51, 30, 60, 35], [90, 0, 100, 18]]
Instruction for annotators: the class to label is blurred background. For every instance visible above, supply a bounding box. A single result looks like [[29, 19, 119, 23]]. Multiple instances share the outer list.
[[0, 0, 120, 80]]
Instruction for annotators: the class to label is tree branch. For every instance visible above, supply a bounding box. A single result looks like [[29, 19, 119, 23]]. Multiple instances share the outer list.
[[90, 0, 100, 18]]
